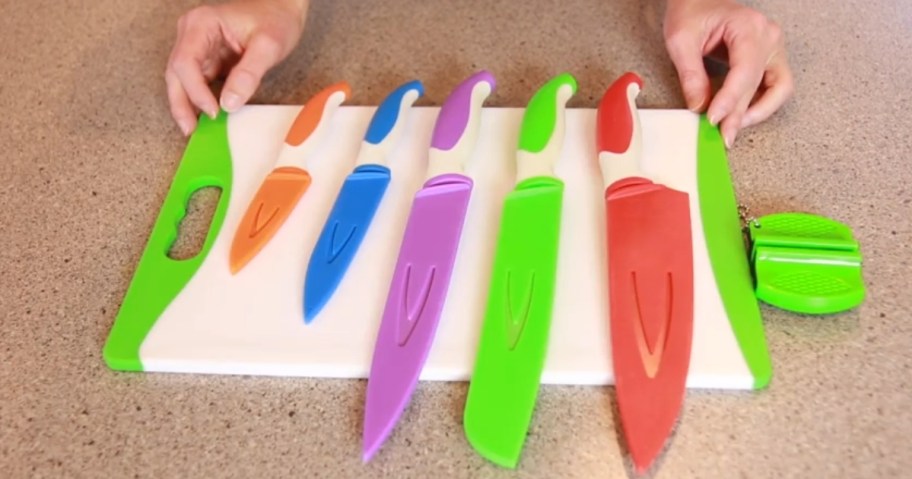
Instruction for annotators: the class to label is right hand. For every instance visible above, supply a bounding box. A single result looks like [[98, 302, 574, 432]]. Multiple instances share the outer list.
[[662, 0, 793, 148], [166, 0, 309, 136]]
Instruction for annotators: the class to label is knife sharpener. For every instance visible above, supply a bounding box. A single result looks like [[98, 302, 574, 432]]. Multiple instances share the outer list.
[[749, 212, 865, 315]]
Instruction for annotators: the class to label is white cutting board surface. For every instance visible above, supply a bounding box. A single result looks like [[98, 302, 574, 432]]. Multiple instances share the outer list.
[[139, 105, 755, 389]]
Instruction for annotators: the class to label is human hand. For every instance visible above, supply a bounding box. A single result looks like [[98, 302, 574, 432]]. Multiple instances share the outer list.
[[166, 0, 309, 136], [662, 0, 793, 147]]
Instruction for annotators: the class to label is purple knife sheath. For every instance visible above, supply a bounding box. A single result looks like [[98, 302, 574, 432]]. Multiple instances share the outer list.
[[362, 174, 472, 458], [363, 71, 495, 461]]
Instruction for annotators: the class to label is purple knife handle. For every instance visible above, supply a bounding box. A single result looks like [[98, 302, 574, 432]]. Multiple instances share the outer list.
[[430, 70, 496, 151]]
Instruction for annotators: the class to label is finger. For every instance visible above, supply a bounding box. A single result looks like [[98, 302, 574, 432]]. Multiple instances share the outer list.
[[742, 56, 794, 128], [170, 57, 220, 119], [220, 33, 285, 112], [201, 43, 237, 81], [166, 69, 199, 136], [706, 35, 767, 126], [721, 49, 767, 148], [665, 32, 712, 111], [168, 21, 221, 119], [720, 102, 747, 148]]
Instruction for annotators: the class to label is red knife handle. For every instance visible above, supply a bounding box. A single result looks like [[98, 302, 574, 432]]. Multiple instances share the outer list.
[[597, 72, 643, 155]]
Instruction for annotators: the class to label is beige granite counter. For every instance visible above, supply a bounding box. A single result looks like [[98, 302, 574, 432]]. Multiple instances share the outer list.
[[2, 0, 910, 477]]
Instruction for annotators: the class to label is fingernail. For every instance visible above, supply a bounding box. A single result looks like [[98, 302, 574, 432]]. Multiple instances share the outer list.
[[724, 130, 737, 149], [221, 92, 242, 112], [688, 95, 705, 112], [178, 120, 192, 137], [708, 103, 729, 126], [200, 102, 218, 119]]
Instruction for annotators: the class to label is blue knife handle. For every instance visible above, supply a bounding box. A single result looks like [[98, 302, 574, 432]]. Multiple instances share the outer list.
[[364, 80, 425, 145]]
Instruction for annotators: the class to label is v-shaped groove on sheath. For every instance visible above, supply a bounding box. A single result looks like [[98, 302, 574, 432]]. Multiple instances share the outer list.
[[505, 270, 536, 351], [250, 202, 279, 238], [397, 265, 437, 346], [327, 221, 357, 263], [631, 271, 673, 378]]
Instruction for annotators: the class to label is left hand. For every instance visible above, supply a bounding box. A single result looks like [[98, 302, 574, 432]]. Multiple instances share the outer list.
[[662, 0, 794, 147], [165, 0, 310, 136]]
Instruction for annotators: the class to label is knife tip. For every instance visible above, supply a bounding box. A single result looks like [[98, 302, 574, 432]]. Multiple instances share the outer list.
[[631, 454, 658, 476], [228, 255, 245, 275], [302, 298, 322, 323], [361, 447, 377, 463], [361, 425, 391, 463], [464, 417, 522, 468], [625, 428, 670, 476]]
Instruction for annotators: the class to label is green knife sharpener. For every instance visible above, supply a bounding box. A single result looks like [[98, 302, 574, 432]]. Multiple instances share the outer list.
[[748, 212, 865, 315]]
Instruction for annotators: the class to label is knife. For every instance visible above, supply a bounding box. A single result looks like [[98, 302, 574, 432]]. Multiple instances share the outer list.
[[228, 82, 351, 274], [462, 72, 576, 468], [597, 72, 694, 474], [362, 70, 496, 462], [303, 80, 425, 322]]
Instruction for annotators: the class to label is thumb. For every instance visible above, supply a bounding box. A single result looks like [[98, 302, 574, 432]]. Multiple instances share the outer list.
[[220, 33, 285, 112], [665, 32, 711, 112]]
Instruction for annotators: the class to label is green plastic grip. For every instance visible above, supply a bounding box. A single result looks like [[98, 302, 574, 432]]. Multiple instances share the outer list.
[[518, 73, 577, 154]]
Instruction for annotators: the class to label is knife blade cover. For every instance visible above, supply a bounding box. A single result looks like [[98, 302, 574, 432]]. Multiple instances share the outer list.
[[303, 80, 424, 321], [463, 73, 577, 468], [599, 72, 695, 474]]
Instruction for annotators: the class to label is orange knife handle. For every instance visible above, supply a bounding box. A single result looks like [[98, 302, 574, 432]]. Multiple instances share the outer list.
[[285, 81, 352, 147]]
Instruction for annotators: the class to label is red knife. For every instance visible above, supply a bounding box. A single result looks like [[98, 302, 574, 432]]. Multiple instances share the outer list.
[[597, 72, 695, 474]]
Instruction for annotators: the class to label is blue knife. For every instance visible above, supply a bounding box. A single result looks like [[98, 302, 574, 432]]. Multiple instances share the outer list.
[[304, 80, 425, 322]]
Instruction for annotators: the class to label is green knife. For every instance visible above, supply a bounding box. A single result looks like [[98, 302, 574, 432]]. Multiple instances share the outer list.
[[463, 73, 577, 468]]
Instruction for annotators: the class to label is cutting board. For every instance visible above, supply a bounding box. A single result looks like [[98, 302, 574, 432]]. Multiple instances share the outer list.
[[103, 105, 772, 389]]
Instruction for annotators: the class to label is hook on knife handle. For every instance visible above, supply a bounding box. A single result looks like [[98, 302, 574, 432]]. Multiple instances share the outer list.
[[365, 80, 424, 146], [597, 72, 645, 186], [516, 72, 577, 181], [430, 70, 496, 152], [284, 81, 352, 148], [356, 80, 424, 167]]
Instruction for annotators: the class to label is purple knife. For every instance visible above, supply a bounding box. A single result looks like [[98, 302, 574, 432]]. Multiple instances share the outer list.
[[363, 71, 496, 461]]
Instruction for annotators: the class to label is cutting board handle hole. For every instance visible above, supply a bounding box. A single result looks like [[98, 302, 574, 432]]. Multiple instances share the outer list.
[[167, 186, 222, 260]]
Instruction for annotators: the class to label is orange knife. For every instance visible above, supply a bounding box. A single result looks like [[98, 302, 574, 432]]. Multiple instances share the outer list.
[[229, 82, 352, 274]]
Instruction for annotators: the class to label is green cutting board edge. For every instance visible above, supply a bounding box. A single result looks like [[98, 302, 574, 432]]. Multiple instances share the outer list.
[[697, 115, 773, 389], [102, 112, 233, 371]]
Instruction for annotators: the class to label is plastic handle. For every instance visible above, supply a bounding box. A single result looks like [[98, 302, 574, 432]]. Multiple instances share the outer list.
[[597, 72, 644, 186], [365, 80, 424, 145], [427, 71, 496, 177], [516, 73, 577, 182], [356, 80, 424, 167], [276, 81, 352, 167]]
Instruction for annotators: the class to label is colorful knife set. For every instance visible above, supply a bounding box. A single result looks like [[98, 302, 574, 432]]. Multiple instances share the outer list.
[[102, 56, 781, 474], [215, 70, 695, 472]]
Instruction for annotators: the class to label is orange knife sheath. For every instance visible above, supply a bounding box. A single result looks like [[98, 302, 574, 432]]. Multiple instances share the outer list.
[[229, 167, 313, 274]]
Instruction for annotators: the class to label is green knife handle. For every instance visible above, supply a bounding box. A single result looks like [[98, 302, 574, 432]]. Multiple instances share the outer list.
[[516, 73, 577, 181]]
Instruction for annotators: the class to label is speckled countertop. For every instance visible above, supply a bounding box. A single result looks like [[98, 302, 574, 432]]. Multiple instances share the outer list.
[[2, 0, 910, 477]]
